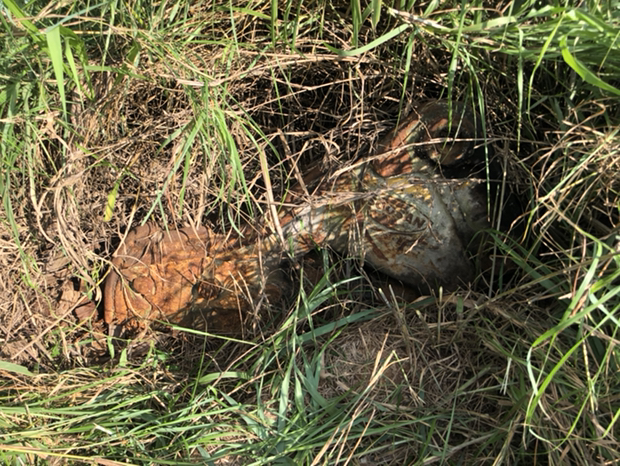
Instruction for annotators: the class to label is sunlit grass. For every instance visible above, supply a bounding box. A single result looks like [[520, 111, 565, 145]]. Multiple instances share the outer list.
[[0, 0, 618, 463]]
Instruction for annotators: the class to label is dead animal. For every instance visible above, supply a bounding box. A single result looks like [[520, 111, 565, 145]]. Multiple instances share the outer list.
[[103, 100, 491, 335]]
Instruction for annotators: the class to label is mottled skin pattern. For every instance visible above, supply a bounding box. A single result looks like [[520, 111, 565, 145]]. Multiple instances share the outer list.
[[104, 101, 489, 334]]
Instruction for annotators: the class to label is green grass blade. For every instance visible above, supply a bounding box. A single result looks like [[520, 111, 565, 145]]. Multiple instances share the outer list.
[[0, 361, 33, 377], [45, 25, 67, 117], [560, 35, 620, 95], [325, 23, 411, 56]]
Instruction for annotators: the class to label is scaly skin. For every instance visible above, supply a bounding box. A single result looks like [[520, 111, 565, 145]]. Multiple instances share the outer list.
[[103, 100, 489, 334]]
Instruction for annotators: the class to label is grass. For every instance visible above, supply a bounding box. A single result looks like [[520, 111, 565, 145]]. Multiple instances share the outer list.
[[1, 0, 619, 464]]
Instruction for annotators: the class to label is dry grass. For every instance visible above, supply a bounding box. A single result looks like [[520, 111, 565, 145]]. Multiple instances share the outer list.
[[0, 0, 618, 463]]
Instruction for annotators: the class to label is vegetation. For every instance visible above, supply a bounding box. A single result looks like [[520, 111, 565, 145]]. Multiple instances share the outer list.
[[0, 0, 618, 463]]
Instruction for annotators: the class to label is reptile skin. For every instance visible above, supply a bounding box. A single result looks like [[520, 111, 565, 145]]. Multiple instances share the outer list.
[[103, 100, 489, 334]]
